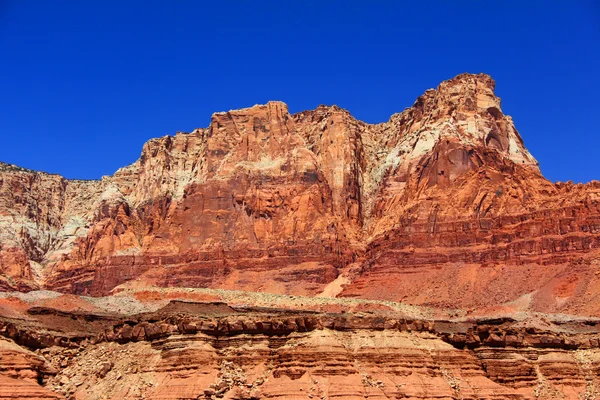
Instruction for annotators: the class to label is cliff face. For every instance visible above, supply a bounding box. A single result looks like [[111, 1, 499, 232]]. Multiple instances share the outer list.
[[2, 73, 600, 317], [0, 163, 103, 292], [0, 290, 599, 400]]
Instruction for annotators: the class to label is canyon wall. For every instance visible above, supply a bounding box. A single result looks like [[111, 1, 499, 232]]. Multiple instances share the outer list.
[[0, 291, 599, 400], [1, 73, 600, 317]]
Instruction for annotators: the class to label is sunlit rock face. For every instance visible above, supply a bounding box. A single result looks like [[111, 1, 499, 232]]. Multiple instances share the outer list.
[[2, 73, 600, 317], [2, 73, 600, 399], [0, 290, 600, 400]]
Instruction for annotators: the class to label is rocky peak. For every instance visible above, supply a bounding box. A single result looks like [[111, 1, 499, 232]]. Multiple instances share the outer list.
[[208, 101, 291, 141], [205, 101, 302, 180], [382, 73, 538, 181]]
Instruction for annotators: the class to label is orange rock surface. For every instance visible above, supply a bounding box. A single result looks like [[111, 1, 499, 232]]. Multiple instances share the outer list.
[[1, 72, 600, 318], [0, 290, 599, 399]]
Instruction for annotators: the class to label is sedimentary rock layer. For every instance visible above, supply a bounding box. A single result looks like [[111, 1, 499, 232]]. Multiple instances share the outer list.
[[0, 292, 599, 400], [1, 73, 600, 316]]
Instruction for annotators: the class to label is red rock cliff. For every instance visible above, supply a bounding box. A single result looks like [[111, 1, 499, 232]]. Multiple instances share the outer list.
[[2, 73, 600, 316]]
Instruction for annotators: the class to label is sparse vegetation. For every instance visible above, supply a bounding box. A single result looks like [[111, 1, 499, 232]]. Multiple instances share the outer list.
[[0, 162, 37, 174]]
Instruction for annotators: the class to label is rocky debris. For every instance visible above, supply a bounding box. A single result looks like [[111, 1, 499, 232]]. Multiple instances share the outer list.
[[202, 361, 256, 399], [96, 361, 113, 378], [39, 341, 159, 399]]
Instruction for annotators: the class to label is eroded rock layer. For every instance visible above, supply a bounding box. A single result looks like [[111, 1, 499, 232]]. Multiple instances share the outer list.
[[0, 291, 599, 400], [1, 73, 600, 317]]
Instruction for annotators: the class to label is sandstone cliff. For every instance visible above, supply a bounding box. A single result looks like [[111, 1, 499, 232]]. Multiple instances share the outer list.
[[0, 289, 599, 399], [2, 73, 600, 317]]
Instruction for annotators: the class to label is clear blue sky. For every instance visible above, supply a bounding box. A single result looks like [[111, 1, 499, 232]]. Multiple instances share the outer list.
[[1, 1, 599, 182]]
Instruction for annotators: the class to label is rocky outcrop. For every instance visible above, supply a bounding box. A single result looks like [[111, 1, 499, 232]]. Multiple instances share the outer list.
[[1, 73, 600, 317], [0, 337, 61, 399], [0, 292, 599, 400], [0, 162, 103, 292]]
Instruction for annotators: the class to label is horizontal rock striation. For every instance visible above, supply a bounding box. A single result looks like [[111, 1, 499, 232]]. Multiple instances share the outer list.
[[0, 297, 599, 399], [1, 73, 600, 317]]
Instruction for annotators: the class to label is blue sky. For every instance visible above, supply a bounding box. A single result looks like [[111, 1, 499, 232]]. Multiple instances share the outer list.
[[0, 1, 599, 182]]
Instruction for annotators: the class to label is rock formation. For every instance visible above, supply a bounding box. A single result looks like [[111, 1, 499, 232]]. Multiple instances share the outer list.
[[2, 72, 600, 398], [2, 73, 600, 317], [0, 289, 599, 399]]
